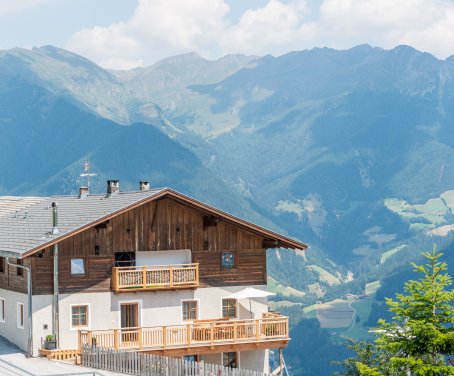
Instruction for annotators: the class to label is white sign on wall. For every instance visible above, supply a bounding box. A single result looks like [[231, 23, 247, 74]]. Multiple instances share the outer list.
[[136, 249, 191, 266]]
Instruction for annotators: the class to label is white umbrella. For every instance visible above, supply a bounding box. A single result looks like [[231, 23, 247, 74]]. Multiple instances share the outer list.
[[228, 287, 276, 318]]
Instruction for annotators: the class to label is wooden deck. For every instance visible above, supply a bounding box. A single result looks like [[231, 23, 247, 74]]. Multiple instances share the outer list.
[[78, 313, 289, 354], [112, 263, 199, 292]]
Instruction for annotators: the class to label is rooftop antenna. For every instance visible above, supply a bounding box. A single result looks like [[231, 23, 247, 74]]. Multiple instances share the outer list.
[[80, 159, 97, 190]]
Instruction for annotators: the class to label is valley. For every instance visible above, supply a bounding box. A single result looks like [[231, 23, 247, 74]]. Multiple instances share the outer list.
[[0, 44, 453, 374]]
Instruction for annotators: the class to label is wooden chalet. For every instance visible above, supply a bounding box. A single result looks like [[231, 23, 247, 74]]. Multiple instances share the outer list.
[[0, 181, 307, 373]]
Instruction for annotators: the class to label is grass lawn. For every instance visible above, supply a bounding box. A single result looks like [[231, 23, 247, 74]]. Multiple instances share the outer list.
[[267, 276, 306, 297], [307, 265, 340, 285], [380, 245, 407, 264], [269, 301, 303, 310], [385, 195, 449, 229], [441, 190, 454, 210], [316, 299, 354, 328], [365, 280, 381, 296], [303, 304, 317, 319]]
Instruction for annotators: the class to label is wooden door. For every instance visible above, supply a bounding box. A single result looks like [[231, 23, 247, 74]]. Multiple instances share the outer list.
[[120, 303, 139, 345]]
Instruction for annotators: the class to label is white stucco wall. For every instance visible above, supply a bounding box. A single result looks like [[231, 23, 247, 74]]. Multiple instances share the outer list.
[[136, 250, 191, 266], [2, 284, 270, 372], [239, 350, 269, 373], [0, 288, 29, 353], [53, 285, 268, 350], [200, 350, 268, 373]]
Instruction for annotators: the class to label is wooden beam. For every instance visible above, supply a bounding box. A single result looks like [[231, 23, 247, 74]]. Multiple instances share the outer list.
[[263, 239, 280, 248], [142, 340, 289, 357]]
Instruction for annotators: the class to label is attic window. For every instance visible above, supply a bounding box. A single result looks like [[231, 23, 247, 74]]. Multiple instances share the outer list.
[[221, 252, 235, 269], [71, 258, 85, 275]]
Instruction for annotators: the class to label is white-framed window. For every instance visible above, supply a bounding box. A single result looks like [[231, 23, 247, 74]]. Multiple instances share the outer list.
[[0, 298, 5, 323], [221, 298, 238, 318], [17, 302, 24, 329], [182, 300, 198, 321], [71, 258, 85, 275], [70, 304, 89, 329]]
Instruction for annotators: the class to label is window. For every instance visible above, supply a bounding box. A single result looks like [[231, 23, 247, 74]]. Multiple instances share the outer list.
[[221, 252, 235, 269], [222, 298, 237, 318], [71, 305, 88, 328], [0, 257, 4, 273], [183, 355, 199, 362], [182, 301, 198, 321], [17, 303, 24, 329], [71, 259, 85, 275], [16, 259, 23, 277], [0, 298, 4, 323], [223, 352, 237, 368]]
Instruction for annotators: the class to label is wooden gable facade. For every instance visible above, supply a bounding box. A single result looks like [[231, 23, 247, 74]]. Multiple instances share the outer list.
[[2, 194, 284, 295]]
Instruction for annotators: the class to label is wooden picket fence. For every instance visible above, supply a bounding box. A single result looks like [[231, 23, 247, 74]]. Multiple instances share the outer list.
[[81, 345, 270, 376]]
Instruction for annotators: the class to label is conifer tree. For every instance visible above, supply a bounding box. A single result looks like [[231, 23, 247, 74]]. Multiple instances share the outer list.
[[342, 246, 454, 375]]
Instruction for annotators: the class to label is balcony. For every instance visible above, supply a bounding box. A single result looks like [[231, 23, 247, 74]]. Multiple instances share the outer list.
[[112, 263, 199, 293], [78, 313, 289, 354]]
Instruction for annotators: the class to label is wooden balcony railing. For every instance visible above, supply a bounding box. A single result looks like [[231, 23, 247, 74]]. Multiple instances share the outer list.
[[78, 314, 289, 352], [112, 263, 199, 292]]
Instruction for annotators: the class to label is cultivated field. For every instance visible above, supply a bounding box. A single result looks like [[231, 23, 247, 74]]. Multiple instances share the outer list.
[[307, 265, 340, 285], [316, 299, 355, 328]]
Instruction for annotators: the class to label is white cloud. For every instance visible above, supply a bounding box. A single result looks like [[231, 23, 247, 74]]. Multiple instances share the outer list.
[[66, 0, 454, 70]]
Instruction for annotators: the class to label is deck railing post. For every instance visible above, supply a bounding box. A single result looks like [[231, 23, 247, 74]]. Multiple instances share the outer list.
[[210, 323, 214, 345], [186, 324, 191, 346], [169, 267, 174, 287], [256, 320, 261, 340], [163, 326, 167, 348], [138, 327, 143, 349], [195, 264, 199, 287], [142, 267, 147, 289], [112, 267, 118, 292], [114, 329, 119, 350]]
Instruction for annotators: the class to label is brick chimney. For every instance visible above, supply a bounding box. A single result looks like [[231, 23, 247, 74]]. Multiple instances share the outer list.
[[139, 181, 150, 191], [106, 180, 120, 197]]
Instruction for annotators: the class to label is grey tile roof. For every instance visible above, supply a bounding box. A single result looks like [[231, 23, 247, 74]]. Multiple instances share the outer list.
[[0, 189, 165, 257]]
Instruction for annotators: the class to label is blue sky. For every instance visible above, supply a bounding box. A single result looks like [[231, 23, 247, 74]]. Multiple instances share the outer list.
[[1, 0, 454, 69]]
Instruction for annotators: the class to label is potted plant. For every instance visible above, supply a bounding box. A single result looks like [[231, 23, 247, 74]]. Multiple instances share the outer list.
[[43, 334, 57, 350]]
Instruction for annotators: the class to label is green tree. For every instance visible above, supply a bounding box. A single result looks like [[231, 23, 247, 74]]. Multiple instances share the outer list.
[[341, 246, 454, 375]]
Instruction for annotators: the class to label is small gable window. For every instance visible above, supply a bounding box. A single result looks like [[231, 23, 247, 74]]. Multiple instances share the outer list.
[[71, 259, 85, 275], [221, 252, 235, 269]]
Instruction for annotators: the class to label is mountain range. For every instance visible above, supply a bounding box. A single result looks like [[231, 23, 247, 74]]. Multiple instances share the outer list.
[[1, 44, 454, 374]]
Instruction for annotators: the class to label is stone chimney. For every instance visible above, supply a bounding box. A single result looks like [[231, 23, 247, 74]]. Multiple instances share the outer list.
[[78, 186, 89, 199], [106, 180, 120, 197], [139, 181, 150, 191]]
